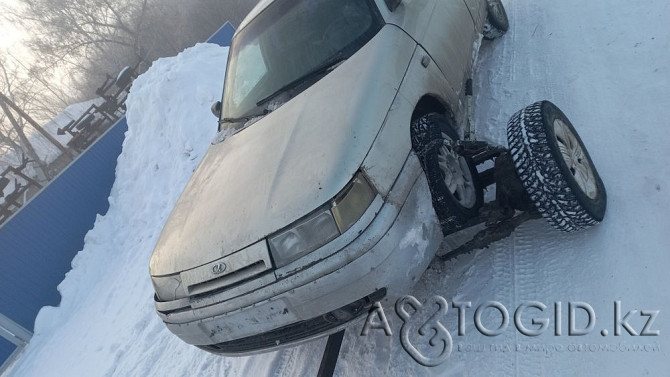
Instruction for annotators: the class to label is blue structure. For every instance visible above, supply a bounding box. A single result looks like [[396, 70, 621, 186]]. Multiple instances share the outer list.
[[0, 21, 235, 368], [207, 21, 236, 48]]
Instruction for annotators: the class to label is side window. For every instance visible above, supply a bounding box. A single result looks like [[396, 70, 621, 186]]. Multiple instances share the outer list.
[[231, 40, 267, 106]]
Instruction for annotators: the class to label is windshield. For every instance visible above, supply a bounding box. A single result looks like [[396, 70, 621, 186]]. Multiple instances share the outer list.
[[220, 0, 384, 128]]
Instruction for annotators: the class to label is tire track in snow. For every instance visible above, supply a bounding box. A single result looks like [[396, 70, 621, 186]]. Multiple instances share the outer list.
[[488, 235, 518, 376], [469, 1, 563, 375], [511, 221, 561, 376]]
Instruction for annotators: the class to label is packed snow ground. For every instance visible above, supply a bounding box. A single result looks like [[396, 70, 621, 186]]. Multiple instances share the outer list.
[[7, 0, 670, 376]]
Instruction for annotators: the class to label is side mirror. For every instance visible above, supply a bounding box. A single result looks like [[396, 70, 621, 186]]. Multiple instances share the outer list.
[[384, 0, 402, 11], [211, 101, 222, 118]]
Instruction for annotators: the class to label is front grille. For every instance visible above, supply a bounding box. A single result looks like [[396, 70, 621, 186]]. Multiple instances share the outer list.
[[179, 241, 274, 303], [188, 260, 267, 297], [198, 289, 386, 355]]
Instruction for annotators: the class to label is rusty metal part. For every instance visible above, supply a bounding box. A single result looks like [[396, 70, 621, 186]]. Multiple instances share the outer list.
[[439, 141, 541, 259]]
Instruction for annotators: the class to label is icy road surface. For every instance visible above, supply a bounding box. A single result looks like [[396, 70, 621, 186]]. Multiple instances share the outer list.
[[7, 0, 670, 376]]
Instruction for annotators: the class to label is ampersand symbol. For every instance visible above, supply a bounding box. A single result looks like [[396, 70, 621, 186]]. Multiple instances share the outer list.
[[396, 295, 453, 367]]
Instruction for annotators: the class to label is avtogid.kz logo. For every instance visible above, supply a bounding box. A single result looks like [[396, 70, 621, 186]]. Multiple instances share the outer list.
[[360, 296, 660, 367], [396, 295, 453, 367]]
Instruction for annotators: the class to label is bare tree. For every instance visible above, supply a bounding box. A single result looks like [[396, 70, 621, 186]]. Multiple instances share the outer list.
[[0, 57, 45, 177], [0, 55, 34, 167], [3, 0, 260, 93], [8, 0, 149, 63], [1, 0, 260, 132]]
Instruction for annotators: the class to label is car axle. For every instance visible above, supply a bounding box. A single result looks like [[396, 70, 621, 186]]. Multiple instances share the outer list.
[[440, 141, 542, 259]]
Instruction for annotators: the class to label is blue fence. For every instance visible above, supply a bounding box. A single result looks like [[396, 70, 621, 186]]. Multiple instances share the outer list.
[[207, 21, 236, 48], [0, 21, 235, 367]]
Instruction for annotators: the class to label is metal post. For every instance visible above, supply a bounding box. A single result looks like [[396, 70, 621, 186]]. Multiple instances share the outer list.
[[0, 313, 32, 347], [0, 318, 30, 376], [316, 330, 345, 377]]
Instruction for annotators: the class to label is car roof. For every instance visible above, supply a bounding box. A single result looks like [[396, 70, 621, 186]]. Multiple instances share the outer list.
[[237, 0, 275, 32]]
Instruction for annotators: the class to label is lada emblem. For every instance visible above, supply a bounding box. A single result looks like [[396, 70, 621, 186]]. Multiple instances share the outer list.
[[212, 263, 227, 275]]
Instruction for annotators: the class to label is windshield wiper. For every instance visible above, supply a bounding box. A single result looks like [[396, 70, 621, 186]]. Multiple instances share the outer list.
[[220, 109, 271, 124], [220, 116, 250, 124], [256, 55, 347, 107]]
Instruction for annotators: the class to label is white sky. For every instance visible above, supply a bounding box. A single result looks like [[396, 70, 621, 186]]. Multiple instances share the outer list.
[[0, 0, 29, 54]]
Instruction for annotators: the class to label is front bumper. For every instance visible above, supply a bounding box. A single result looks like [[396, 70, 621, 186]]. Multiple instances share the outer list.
[[158, 154, 443, 355], [199, 288, 388, 355]]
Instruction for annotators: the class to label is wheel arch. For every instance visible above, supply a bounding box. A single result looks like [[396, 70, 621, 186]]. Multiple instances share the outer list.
[[411, 94, 455, 124]]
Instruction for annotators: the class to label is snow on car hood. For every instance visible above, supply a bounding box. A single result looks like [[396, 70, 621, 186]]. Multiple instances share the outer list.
[[151, 26, 416, 275]]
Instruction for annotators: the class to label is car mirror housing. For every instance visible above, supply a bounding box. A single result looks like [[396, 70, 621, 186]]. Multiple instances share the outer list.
[[211, 101, 222, 119]]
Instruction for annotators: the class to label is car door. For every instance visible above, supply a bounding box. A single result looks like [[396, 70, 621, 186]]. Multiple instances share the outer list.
[[422, 0, 477, 94], [462, 0, 485, 26]]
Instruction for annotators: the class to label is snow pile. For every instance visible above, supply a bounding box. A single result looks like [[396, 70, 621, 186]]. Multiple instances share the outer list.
[[7, 43, 284, 377], [7, 0, 670, 376], [9, 41, 325, 377]]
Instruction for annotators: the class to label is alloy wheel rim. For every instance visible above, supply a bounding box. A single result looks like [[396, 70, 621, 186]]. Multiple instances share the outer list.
[[553, 118, 598, 199], [437, 133, 477, 208]]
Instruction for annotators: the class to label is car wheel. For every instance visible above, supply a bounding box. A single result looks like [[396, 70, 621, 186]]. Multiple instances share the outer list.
[[483, 0, 509, 40], [507, 101, 607, 232], [411, 113, 483, 234]]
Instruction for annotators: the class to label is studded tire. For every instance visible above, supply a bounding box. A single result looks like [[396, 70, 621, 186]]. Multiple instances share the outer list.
[[411, 113, 483, 235], [507, 101, 607, 232], [483, 0, 509, 40]]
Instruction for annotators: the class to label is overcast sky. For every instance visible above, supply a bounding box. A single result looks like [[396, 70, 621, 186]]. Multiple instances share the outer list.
[[0, 0, 31, 65]]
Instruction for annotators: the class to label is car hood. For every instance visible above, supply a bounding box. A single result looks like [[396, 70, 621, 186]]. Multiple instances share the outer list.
[[150, 26, 416, 276]]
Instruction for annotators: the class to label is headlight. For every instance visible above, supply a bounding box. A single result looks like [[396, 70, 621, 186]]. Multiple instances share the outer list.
[[268, 172, 376, 267], [331, 174, 376, 233], [151, 274, 186, 302], [269, 207, 340, 267]]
